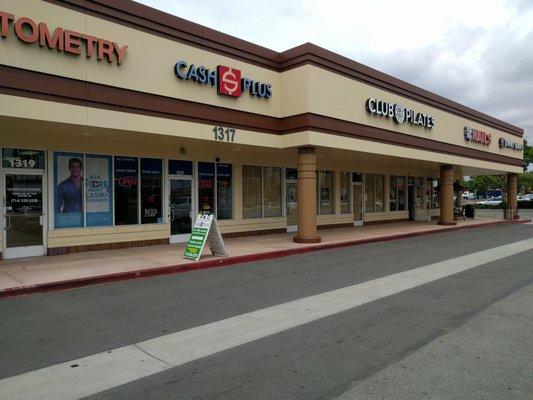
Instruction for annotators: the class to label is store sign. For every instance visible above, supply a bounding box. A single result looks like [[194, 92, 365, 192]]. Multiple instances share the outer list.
[[183, 214, 228, 261], [174, 60, 272, 99], [498, 137, 524, 151], [464, 126, 491, 146], [0, 11, 128, 64], [6, 183, 42, 214], [365, 98, 435, 129]]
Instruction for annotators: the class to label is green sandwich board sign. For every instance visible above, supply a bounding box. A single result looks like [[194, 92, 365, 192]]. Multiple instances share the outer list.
[[184, 214, 228, 261]]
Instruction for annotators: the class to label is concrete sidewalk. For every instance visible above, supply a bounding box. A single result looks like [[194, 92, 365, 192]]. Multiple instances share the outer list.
[[0, 218, 528, 297]]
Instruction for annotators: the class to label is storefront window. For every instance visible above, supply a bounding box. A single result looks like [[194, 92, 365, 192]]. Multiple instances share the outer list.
[[54, 152, 84, 228], [398, 176, 406, 211], [318, 170, 334, 215], [365, 173, 374, 213], [285, 168, 297, 180], [375, 174, 384, 212], [389, 175, 398, 211], [114, 156, 139, 225], [140, 158, 163, 224], [243, 165, 262, 218], [425, 178, 432, 209], [198, 162, 215, 215], [415, 177, 423, 210], [432, 179, 440, 209], [263, 166, 282, 217], [216, 163, 233, 220], [340, 171, 350, 214], [85, 154, 113, 227]]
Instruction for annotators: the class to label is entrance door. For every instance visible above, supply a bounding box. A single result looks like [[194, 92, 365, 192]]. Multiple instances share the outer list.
[[3, 173, 45, 258], [353, 183, 363, 226], [286, 181, 297, 232], [169, 178, 193, 243]]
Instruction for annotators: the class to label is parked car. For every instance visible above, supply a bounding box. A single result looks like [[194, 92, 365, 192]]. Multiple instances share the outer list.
[[477, 196, 502, 206]]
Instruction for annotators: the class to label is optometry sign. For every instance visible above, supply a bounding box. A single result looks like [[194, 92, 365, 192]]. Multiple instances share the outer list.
[[498, 138, 523, 151], [0, 11, 128, 64], [365, 98, 435, 129], [174, 60, 272, 99], [464, 126, 491, 146]]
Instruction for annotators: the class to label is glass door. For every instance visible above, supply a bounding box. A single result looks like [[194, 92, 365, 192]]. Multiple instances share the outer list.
[[353, 183, 363, 226], [286, 180, 297, 232], [4, 173, 45, 258], [169, 177, 193, 243]]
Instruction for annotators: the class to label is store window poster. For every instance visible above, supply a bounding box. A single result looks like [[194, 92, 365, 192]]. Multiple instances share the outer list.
[[86, 154, 113, 226], [54, 152, 84, 228]]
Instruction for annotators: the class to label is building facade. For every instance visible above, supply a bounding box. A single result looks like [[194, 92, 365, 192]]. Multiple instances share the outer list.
[[0, 0, 524, 259]]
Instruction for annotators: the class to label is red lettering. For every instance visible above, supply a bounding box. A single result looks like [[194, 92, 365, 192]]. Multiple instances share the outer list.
[[2, 11, 127, 66], [64, 30, 82, 55], [0, 11, 14, 38], [82, 34, 97, 58], [14, 17, 38, 43], [97, 38, 114, 63], [39, 23, 63, 50], [113, 42, 128, 65], [487, 133, 492, 145]]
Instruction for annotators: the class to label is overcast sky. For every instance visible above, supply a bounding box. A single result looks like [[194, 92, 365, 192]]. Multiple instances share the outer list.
[[137, 0, 532, 143]]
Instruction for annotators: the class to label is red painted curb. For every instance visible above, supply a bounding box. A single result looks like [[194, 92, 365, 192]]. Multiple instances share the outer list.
[[1, 219, 530, 299]]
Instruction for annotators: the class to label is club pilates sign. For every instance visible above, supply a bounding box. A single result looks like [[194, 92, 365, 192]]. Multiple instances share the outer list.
[[365, 98, 436, 129]]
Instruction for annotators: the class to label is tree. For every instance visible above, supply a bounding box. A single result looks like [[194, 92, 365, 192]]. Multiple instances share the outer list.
[[524, 139, 533, 172], [470, 175, 504, 194], [518, 172, 533, 193]]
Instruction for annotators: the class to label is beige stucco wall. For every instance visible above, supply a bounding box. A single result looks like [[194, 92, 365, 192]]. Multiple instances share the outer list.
[[0, 0, 282, 117], [0, 0, 524, 253], [0, 0, 523, 166], [305, 65, 523, 161]]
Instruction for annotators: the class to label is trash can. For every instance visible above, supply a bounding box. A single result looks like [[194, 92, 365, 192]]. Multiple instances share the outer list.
[[464, 204, 475, 218]]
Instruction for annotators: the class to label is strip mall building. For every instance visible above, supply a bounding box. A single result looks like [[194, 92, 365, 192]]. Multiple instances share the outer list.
[[0, 0, 525, 259]]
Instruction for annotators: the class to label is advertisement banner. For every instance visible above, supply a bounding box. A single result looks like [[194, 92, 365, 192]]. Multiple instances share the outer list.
[[86, 154, 113, 227], [54, 152, 84, 228], [184, 214, 228, 261], [184, 214, 212, 261]]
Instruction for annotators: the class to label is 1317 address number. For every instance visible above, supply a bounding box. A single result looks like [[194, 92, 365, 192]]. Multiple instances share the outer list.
[[213, 126, 236, 142]]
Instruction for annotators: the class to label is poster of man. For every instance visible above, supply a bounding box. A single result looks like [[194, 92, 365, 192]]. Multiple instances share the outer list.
[[54, 152, 84, 228]]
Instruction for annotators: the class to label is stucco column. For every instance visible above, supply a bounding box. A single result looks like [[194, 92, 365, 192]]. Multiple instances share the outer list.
[[294, 147, 321, 243], [439, 165, 456, 225], [505, 173, 518, 220], [455, 181, 462, 208]]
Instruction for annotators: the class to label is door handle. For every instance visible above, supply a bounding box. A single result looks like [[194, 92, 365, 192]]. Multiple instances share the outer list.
[[169, 210, 175, 221], [5, 215, 11, 230]]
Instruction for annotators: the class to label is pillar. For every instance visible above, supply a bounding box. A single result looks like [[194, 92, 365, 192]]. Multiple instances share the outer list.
[[505, 173, 518, 220], [439, 165, 456, 225], [455, 180, 462, 208], [294, 147, 321, 243]]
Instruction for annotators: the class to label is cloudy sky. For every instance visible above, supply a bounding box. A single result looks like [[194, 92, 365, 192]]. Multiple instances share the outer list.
[[137, 0, 533, 143]]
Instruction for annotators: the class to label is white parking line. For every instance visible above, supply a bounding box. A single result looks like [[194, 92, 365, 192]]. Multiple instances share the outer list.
[[1, 238, 533, 400]]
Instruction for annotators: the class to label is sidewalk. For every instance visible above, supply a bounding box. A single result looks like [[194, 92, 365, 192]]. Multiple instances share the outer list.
[[0, 218, 529, 298]]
